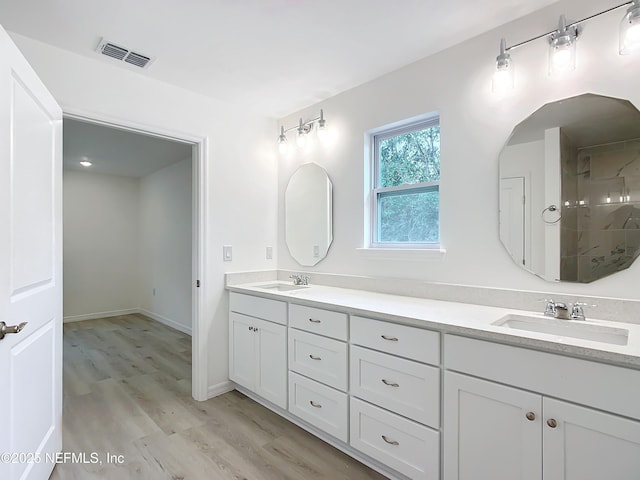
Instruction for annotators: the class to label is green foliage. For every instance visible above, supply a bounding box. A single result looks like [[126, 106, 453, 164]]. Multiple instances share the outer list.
[[379, 126, 440, 187], [376, 125, 440, 243]]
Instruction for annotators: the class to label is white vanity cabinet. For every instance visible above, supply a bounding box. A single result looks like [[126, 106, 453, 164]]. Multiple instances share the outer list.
[[228, 293, 287, 409], [444, 335, 640, 480], [349, 315, 441, 480], [287, 303, 349, 442]]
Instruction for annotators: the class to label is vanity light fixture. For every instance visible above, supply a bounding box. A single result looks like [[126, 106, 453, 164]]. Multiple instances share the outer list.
[[493, 1, 638, 93], [277, 109, 329, 154]]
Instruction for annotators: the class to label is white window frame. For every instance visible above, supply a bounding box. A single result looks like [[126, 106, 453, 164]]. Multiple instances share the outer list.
[[370, 116, 441, 249]]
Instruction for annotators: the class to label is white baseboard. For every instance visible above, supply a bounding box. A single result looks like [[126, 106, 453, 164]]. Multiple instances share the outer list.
[[63, 308, 138, 323], [139, 309, 192, 336], [207, 380, 235, 399]]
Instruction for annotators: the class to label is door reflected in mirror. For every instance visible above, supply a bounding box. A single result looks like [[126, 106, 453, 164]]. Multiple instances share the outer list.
[[285, 162, 333, 266], [499, 93, 640, 283]]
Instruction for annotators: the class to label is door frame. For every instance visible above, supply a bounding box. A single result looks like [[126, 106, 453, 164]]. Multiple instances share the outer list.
[[63, 107, 208, 401]]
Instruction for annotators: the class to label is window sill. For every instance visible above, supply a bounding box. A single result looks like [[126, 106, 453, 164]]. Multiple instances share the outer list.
[[356, 247, 447, 261]]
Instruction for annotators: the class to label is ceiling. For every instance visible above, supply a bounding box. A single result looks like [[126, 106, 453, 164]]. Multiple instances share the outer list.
[[63, 119, 192, 177], [0, 0, 559, 118]]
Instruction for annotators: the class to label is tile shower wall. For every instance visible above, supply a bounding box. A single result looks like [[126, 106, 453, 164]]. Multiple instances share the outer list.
[[561, 129, 579, 281], [573, 139, 640, 282]]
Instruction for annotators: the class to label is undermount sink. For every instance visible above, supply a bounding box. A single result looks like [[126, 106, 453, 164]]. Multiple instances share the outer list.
[[492, 314, 629, 346], [257, 283, 309, 292]]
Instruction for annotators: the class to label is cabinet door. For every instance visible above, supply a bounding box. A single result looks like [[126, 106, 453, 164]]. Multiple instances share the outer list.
[[444, 371, 542, 480], [255, 317, 287, 409], [229, 312, 257, 390], [543, 398, 640, 480]]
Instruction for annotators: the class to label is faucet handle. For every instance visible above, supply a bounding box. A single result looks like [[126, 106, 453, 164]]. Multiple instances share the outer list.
[[539, 298, 556, 317], [570, 301, 596, 321]]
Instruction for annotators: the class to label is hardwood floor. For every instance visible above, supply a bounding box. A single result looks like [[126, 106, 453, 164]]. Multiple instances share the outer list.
[[52, 314, 385, 480]]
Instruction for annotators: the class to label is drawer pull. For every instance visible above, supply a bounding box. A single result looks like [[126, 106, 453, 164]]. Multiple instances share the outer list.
[[309, 318, 322, 323], [310, 401, 322, 408], [309, 354, 322, 361], [382, 379, 399, 388], [381, 435, 399, 446], [381, 335, 399, 342]]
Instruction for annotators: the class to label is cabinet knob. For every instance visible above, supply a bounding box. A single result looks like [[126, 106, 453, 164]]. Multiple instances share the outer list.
[[526, 412, 536, 421], [248, 326, 252, 331], [381, 435, 399, 446], [309, 401, 322, 408], [381, 335, 399, 342], [547, 418, 558, 428]]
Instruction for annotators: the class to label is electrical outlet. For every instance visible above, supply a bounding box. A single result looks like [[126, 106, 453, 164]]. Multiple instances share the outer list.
[[223, 245, 233, 261], [266, 246, 273, 260], [313, 245, 320, 258]]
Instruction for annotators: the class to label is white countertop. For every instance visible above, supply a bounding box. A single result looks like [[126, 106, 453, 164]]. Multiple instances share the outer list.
[[227, 281, 640, 369]]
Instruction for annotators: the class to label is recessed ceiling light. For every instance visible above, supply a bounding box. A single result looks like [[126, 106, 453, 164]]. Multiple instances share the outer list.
[[80, 160, 92, 167]]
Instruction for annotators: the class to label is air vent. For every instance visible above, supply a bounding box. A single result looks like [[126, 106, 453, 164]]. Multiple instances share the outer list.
[[95, 38, 154, 69]]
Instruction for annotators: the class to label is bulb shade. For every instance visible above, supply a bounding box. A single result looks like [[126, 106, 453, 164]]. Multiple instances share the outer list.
[[296, 131, 307, 149], [549, 35, 576, 75], [620, 4, 640, 54], [278, 139, 288, 155], [492, 59, 514, 94]]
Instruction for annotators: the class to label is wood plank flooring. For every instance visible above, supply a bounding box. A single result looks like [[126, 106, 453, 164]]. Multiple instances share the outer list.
[[52, 314, 385, 480]]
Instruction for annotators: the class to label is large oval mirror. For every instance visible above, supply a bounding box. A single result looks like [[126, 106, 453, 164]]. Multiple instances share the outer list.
[[499, 93, 640, 283], [285, 162, 333, 266]]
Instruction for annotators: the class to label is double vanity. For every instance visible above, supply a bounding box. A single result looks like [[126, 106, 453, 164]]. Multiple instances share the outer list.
[[226, 279, 640, 480]]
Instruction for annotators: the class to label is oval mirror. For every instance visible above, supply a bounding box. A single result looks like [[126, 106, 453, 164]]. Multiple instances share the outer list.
[[285, 162, 333, 266], [499, 93, 640, 283]]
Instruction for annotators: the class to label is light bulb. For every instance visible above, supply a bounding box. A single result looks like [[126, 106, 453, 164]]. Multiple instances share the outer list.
[[620, 1, 640, 54], [80, 160, 92, 167], [492, 38, 514, 94], [277, 126, 288, 155]]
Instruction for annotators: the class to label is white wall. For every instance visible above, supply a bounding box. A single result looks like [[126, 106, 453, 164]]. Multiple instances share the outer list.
[[277, 0, 640, 301], [63, 171, 140, 320], [139, 157, 193, 333], [11, 32, 278, 396]]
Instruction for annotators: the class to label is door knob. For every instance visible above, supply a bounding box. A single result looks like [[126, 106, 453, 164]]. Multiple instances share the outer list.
[[0, 321, 28, 340]]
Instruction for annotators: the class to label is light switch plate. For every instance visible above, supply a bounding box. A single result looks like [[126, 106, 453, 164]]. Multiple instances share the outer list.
[[223, 245, 233, 261], [266, 246, 273, 260]]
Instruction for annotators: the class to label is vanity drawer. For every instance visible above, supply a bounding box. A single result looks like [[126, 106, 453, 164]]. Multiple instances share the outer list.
[[289, 371, 348, 442], [289, 329, 348, 391], [351, 316, 440, 365], [229, 292, 287, 325], [289, 304, 348, 341], [350, 346, 440, 427], [445, 335, 640, 421], [350, 397, 439, 480]]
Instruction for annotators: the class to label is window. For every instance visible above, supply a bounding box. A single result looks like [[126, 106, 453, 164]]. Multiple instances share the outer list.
[[370, 116, 440, 248]]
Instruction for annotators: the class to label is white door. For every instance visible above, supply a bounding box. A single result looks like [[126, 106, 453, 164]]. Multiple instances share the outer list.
[[499, 176, 526, 266], [228, 312, 257, 390], [443, 371, 542, 480], [255, 317, 286, 409], [0, 25, 62, 480], [543, 398, 640, 480]]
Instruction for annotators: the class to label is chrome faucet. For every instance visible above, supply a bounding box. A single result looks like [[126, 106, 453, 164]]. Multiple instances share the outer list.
[[289, 273, 309, 286], [543, 298, 594, 320]]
